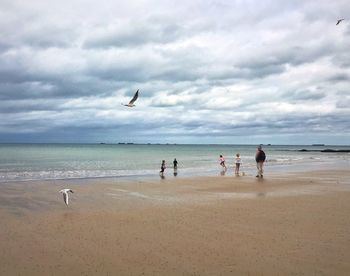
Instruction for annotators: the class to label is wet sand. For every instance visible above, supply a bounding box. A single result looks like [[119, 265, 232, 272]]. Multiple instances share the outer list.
[[1, 169, 350, 275]]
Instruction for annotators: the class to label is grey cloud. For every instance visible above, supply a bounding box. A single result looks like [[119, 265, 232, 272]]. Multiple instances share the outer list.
[[235, 64, 285, 79], [0, 99, 65, 113], [0, 11, 77, 51], [86, 63, 153, 83], [0, 42, 11, 53], [12, 26, 75, 49], [84, 22, 184, 49], [20, 27, 76, 49], [0, 81, 59, 100], [152, 69, 201, 82], [332, 53, 350, 68], [0, 78, 115, 100], [177, 113, 350, 137], [328, 73, 350, 82], [282, 89, 326, 101], [336, 97, 350, 108], [237, 42, 335, 77]]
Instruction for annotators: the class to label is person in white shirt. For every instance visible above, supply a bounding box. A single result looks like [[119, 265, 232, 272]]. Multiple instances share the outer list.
[[235, 153, 241, 175]]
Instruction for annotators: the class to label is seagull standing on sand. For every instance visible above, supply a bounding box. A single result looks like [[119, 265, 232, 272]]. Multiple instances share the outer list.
[[336, 19, 344, 25], [59, 189, 74, 205], [122, 89, 139, 107]]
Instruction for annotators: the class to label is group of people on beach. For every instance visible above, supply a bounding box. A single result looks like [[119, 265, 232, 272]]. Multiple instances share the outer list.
[[160, 145, 266, 178], [219, 145, 266, 178]]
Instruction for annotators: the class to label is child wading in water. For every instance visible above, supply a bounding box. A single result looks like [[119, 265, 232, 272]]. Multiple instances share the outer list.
[[235, 153, 241, 175], [219, 155, 227, 170], [160, 160, 166, 176]]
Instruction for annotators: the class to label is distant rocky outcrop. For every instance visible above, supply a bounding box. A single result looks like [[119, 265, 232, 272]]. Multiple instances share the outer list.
[[298, 149, 350, 153]]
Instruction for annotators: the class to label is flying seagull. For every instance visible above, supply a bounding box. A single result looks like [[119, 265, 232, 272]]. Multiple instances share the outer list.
[[59, 189, 74, 205], [122, 89, 139, 107], [336, 19, 344, 25]]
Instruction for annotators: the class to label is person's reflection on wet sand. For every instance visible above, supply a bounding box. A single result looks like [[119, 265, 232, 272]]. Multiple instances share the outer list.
[[220, 168, 226, 176]]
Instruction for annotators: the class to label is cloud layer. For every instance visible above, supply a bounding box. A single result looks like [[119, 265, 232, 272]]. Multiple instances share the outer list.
[[0, 0, 349, 144]]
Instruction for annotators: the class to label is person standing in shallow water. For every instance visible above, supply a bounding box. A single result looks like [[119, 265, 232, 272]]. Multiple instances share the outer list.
[[235, 153, 241, 175], [173, 158, 178, 177], [160, 160, 166, 176], [255, 145, 266, 178], [173, 158, 178, 169]]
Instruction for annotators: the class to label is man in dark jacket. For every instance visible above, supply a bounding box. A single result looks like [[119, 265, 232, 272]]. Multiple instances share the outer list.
[[255, 145, 266, 178]]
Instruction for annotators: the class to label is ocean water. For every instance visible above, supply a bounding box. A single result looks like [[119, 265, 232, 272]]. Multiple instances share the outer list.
[[0, 143, 349, 182]]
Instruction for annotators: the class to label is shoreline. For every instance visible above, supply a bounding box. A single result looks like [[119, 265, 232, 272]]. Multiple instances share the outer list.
[[1, 169, 350, 275], [1, 158, 348, 185]]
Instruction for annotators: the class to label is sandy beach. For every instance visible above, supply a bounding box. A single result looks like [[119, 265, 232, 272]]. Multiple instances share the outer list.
[[1, 169, 350, 275]]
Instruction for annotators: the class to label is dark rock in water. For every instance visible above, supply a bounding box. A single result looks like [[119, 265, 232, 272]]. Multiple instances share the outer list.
[[321, 149, 350, 153], [298, 148, 350, 153]]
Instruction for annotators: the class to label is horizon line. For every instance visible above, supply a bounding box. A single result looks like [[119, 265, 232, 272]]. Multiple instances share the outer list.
[[0, 142, 349, 147]]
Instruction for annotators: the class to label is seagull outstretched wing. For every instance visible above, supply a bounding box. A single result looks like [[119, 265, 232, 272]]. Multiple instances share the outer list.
[[129, 89, 139, 105], [336, 19, 344, 25]]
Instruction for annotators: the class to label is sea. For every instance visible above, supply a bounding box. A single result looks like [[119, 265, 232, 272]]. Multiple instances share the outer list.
[[0, 143, 349, 183]]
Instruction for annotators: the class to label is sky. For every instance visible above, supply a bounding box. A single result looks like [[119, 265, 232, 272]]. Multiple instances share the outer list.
[[0, 0, 349, 145]]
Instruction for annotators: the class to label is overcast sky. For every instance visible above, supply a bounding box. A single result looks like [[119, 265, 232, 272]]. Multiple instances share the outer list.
[[0, 0, 349, 144]]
